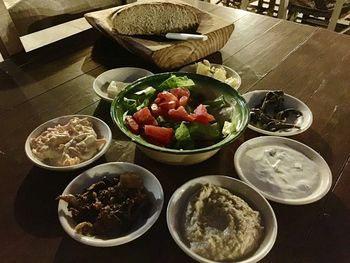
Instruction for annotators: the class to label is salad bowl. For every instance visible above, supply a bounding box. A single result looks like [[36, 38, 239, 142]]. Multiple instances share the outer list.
[[111, 72, 249, 165]]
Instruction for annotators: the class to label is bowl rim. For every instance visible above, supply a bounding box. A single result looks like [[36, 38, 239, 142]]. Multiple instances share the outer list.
[[234, 136, 333, 205], [58, 162, 164, 247], [93, 67, 154, 103], [179, 63, 242, 90], [166, 175, 278, 263], [242, 90, 313, 136], [24, 114, 112, 171], [110, 72, 249, 155]]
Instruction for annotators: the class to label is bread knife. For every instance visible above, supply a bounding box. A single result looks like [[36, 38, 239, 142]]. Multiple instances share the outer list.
[[165, 33, 208, 41]]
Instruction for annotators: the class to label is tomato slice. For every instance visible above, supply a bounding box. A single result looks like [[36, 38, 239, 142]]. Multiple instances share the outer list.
[[152, 91, 179, 116], [168, 106, 195, 122], [144, 125, 174, 146], [125, 116, 140, 134], [170, 87, 190, 99], [159, 100, 176, 112], [157, 91, 178, 103], [191, 104, 215, 124], [178, 96, 189, 107], [133, 107, 158, 126]]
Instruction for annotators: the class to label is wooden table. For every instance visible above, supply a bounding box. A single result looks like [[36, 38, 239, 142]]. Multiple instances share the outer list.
[[1, 1, 349, 262]]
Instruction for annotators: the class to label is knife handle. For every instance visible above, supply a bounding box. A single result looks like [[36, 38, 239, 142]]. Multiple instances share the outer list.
[[165, 33, 208, 41]]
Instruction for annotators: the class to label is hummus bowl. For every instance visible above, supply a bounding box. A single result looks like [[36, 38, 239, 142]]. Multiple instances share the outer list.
[[167, 175, 277, 263]]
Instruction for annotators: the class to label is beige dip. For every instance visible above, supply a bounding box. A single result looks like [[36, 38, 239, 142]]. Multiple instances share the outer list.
[[31, 117, 106, 166], [185, 184, 264, 261]]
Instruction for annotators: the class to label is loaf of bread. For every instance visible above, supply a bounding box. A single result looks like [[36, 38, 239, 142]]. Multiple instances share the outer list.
[[110, 1, 199, 36]]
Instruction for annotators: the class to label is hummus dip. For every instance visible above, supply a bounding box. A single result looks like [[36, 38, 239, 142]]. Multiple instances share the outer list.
[[185, 184, 264, 261]]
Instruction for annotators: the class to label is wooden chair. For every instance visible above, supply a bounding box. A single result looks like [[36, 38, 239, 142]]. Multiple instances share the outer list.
[[0, 0, 23, 59], [0, 0, 128, 60], [287, 0, 350, 30], [216, 0, 278, 16]]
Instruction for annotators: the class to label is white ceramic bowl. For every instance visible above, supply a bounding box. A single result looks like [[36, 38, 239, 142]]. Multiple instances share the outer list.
[[58, 162, 164, 247], [234, 136, 332, 205], [167, 175, 277, 263], [25, 115, 112, 171], [179, 63, 241, 90], [136, 145, 221, 166], [93, 67, 154, 102], [242, 90, 313, 136]]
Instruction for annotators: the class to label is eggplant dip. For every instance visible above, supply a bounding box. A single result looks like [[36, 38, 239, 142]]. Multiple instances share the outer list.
[[185, 184, 264, 261]]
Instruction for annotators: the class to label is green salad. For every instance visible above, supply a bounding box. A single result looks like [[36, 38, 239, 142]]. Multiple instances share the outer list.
[[119, 75, 241, 150]]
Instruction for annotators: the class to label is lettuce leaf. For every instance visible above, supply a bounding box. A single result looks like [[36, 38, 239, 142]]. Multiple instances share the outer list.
[[123, 98, 138, 111], [174, 122, 194, 149], [188, 122, 221, 140], [134, 86, 156, 96], [123, 86, 156, 113], [205, 95, 229, 112], [159, 75, 195, 90]]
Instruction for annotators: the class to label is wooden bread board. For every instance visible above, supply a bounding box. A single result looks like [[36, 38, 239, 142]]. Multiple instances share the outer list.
[[84, 2, 234, 70]]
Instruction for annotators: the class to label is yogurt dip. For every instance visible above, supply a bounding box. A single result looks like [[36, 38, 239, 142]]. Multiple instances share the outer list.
[[241, 145, 320, 200], [185, 184, 264, 261]]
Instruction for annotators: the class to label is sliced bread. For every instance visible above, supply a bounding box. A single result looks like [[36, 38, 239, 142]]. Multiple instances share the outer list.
[[110, 1, 199, 36]]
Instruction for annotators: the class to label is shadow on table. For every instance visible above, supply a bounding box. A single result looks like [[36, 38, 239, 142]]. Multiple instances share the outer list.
[[297, 193, 350, 263], [13, 166, 75, 237], [82, 36, 161, 74], [13, 157, 108, 238], [264, 192, 349, 263], [81, 35, 225, 75], [53, 208, 194, 263], [90, 100, 128, 139]]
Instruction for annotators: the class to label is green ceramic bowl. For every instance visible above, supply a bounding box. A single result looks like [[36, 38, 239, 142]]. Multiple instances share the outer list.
[[111, 72, 249, 165]]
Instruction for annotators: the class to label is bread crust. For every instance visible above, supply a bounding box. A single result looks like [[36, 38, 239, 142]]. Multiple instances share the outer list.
[[111, 1, 199, 35]]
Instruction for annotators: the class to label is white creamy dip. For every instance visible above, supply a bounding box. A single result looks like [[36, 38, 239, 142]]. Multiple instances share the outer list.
[[30, 117, 106, 166], [241, 145, 320, 199]]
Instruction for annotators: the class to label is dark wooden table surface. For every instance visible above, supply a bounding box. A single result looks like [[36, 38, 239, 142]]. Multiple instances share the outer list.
[[1, 1, 349, 262]]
